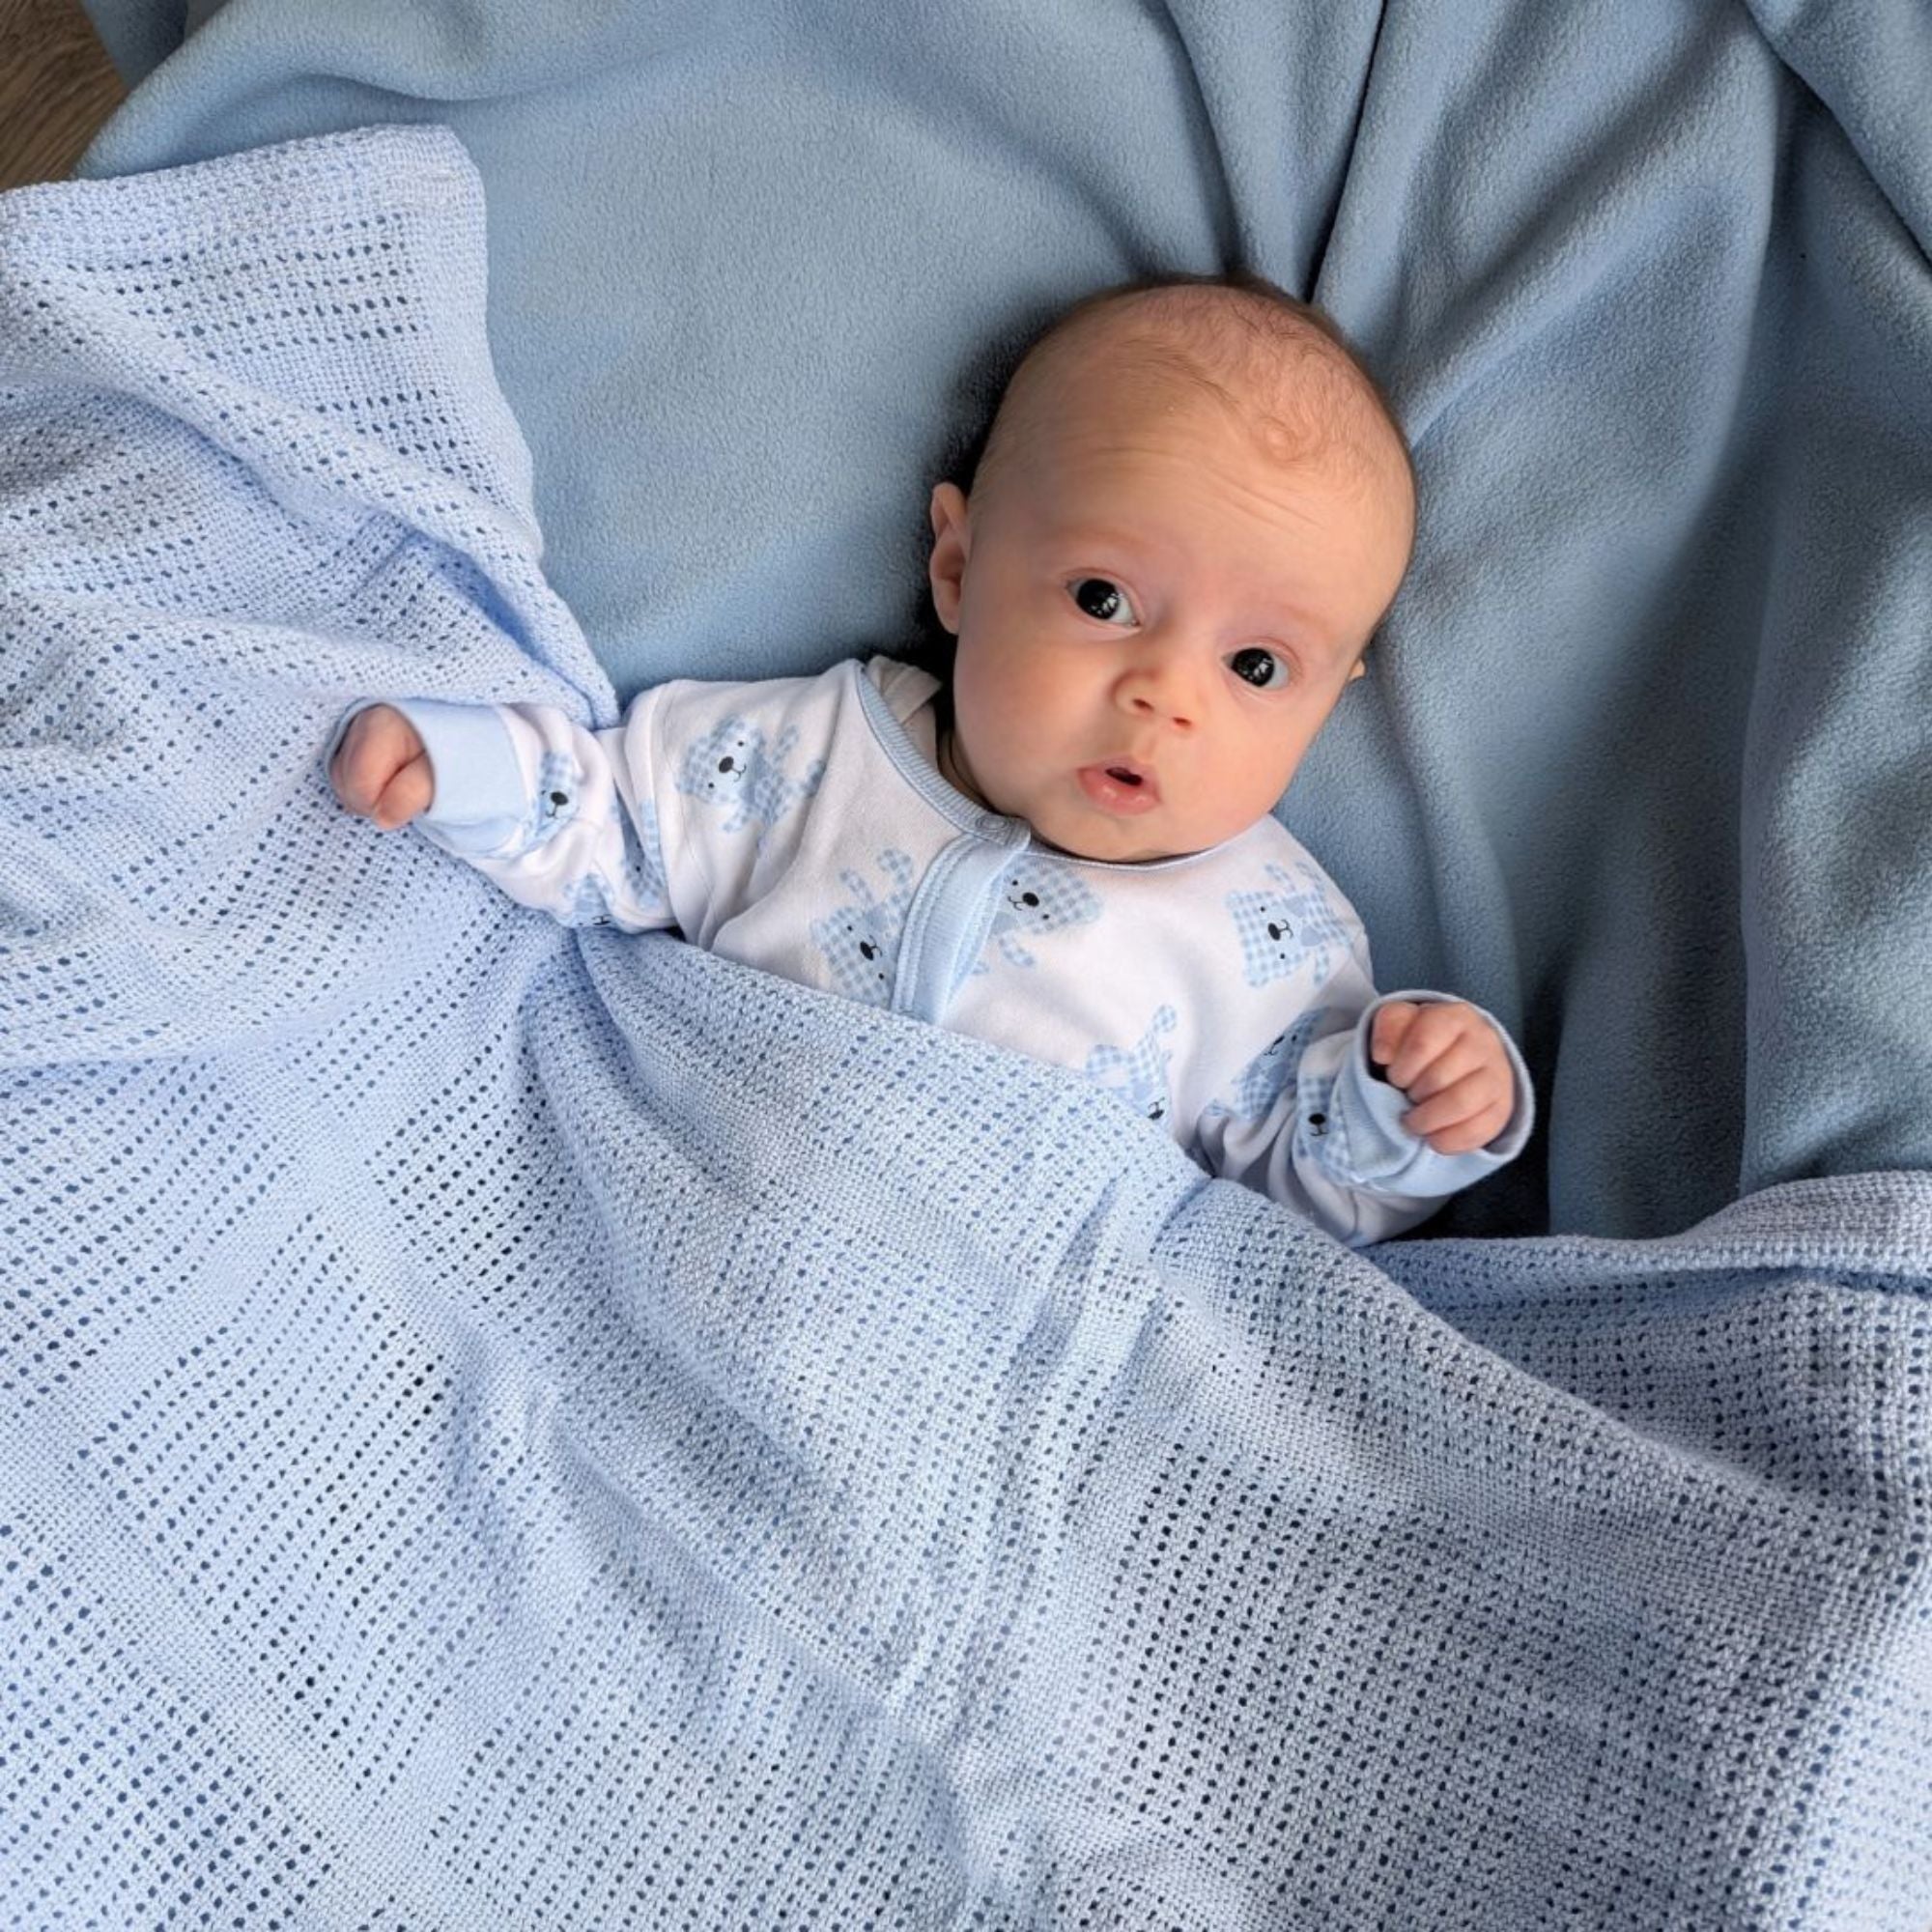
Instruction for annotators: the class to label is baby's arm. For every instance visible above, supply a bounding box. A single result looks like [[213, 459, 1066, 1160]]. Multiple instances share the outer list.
[[1193, 946, 1534, 1248], [327, 696, 678, 931]]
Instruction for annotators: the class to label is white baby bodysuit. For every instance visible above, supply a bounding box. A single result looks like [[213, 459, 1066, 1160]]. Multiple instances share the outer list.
[[330, 654, 1534, 1248]]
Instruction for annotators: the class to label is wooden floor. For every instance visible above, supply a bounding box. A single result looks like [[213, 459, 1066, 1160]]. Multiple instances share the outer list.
[[0, 0, 127, 190]]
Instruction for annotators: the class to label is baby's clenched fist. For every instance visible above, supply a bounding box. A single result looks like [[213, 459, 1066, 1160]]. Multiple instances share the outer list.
[[330, 704, 431, 831], [1370, 999, 1515, 1155]]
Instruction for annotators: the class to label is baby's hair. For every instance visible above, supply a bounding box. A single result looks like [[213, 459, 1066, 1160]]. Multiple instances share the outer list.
[[970, 269, 1414, 516], [909, 269, 1413, 709]]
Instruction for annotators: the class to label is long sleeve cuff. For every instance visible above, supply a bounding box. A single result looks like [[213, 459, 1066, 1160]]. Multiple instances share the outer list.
[[1325, 988, 1535, 1196], [327, 698, 529, 856]]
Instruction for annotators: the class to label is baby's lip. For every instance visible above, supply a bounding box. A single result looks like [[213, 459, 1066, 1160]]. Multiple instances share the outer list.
[[1086, 755, 1161, 801]]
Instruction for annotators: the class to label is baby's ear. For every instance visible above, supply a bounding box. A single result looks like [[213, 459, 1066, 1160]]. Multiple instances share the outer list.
[[927, 481, 970, 634]]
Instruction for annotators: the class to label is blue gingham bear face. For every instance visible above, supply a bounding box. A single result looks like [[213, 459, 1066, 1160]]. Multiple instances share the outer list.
[[810, 850, 918, 1007], [522, 750, 582, 849], [1295, 1059, 1347, 1173], [1225, 859, 1353, 989], [675, 717, 825, 844], [975, 855, 1102, 973], [1202, 1006, 1329, 1124], [1083, 1004, 1179, 1125]]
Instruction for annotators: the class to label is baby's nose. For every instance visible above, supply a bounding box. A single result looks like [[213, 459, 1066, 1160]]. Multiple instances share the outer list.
[[1125, 672, 1199, 729], [1116, 638, 1207, 729]]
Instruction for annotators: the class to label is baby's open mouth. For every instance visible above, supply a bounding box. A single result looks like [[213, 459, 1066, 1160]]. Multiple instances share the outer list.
[[1077, 761, 1161, 815], [1094, 755, 1157, 794]]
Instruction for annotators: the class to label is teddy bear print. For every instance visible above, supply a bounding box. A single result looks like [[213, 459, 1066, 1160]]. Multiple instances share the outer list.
[[1082, 1004, 1179, 1125], [561, 874, 619, 929], [970, 855, 1103, 975], [522, 749, 582, 850], [675, 717, 826, 846], [1296, 1061, 1346, 1172], [1225, 858, 1353, 989], [1201, 1005, 1329, 1125], [556, 797, 672, 929], [809, 849, 919, 1006]]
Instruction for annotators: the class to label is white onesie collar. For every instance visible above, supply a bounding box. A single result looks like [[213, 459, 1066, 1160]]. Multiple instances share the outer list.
[[855, 655, 1273, 876]]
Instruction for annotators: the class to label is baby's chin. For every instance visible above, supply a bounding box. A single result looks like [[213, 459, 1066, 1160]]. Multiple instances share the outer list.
[[1028, 803, 1199, 866]]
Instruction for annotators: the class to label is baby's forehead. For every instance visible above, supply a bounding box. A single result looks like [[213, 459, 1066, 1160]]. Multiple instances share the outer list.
[[1089, 303, 1372, 450], [1072, 287, 1319, 388], [1001, 289, 1408, 502]]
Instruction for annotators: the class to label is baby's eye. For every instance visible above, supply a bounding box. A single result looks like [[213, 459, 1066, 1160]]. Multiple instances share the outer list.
[[1069, 577, 1137, 627], [1229, 647, 1291, 691]]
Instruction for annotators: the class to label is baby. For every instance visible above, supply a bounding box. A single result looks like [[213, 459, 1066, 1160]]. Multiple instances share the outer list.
[[327, 271, 1532, 1248]]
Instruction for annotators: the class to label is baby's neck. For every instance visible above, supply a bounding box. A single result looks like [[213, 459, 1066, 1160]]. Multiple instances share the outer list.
[[935, 726, 991, 810]]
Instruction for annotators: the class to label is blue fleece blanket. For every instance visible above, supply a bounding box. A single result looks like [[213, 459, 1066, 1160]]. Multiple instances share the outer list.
[[0, 4, 1923, 1924], [71, 0, 1932, 1245]]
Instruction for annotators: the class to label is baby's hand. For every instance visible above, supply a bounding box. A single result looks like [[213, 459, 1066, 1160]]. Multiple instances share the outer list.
[[330, 704, 431, 830], [1370, 1000, 1515, 1155]]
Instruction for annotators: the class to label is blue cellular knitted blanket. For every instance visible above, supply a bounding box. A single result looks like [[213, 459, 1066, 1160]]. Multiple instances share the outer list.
[[2, 124, 1928, 1930]]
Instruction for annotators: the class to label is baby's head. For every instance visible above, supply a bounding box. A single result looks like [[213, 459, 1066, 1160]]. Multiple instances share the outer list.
[[925, 271, 1415, 863]]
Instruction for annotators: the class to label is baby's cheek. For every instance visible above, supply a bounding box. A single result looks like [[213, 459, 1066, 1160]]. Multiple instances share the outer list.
[[1199, 753, 1296, 842]]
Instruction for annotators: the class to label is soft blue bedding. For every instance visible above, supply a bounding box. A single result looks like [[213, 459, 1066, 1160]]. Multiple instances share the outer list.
[[0, 0, 1924, 1920], [70, 0, 1932, 1243]]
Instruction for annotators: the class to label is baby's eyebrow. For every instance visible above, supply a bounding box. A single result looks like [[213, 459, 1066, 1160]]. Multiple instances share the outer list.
[[1039, 523, 1154, 558], [1237, 600, 1338, 651]]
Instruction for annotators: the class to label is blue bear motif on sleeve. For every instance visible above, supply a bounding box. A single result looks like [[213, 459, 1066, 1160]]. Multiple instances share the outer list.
[[971, 855, 1102, 976], [1201, 1006, 1329, 1124], [522, 749, 582, 850], [810, 850, 919, 1007], [629, 798, 670, 907], [1226, 859, 1353, 989], [543, 796, 674, 930], [676, 717, 826, 847], [1296, 1060, 1346, 1172], [1083, 1005, 1179, 1126], [560, 874, 618, 929]]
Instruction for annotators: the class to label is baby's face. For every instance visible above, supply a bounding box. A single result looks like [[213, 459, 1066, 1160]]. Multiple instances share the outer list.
[[928, 378, 1411, 863]]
